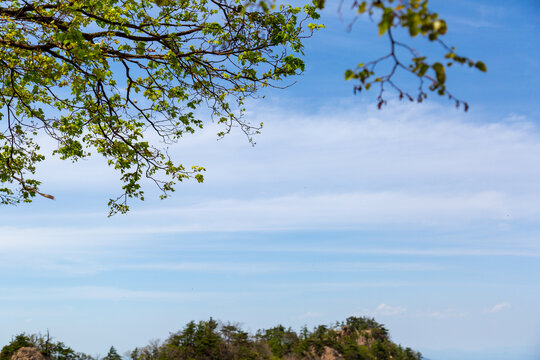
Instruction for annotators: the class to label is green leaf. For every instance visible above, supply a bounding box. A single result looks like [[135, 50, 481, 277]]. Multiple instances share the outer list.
[[432, 62, 446, 84], [378, 9, 394, 36], [475, 61, 487, 72], [417, 63, 429, 77], [358, 1, 367, 14]]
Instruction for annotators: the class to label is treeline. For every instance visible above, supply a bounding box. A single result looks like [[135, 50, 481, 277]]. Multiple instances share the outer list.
[[1, 317, 422, 360]]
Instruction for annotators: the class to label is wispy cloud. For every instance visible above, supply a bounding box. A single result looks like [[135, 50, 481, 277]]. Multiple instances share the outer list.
[[2, 220, 540, 259], [427, 309, 469, 319], [295, 311, 326, 320], [20, 101, 540, 198], [3, 102, 539, 234], [0, 190, 537, 236], [0, 258, 446, 276], [485, 302, 511, 313], [374, 303, 407, 316], [0, 286, 247, 301]]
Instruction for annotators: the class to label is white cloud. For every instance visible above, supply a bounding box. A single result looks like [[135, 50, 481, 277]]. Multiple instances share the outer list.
[[295, 311, 326, 320], [427, 309, 469, 319], [26, 101, 540, 201], [374, 303, 407, 316], [0, 190, 533, 234], [0, 286, 246, 301], [485, 302, 511, 313], [153, 190, 512, 227], [2, 101, 540, 260], [0, 257, 445, 276], [2, 220, 540, 259]]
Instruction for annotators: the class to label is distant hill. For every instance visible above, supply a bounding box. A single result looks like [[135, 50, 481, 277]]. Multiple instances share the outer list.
[[1, 316, 421, 360]]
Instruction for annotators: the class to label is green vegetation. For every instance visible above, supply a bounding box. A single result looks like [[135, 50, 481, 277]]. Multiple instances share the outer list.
[[0, 0, 322, 213], [1, 317, 422, 360], [103, 347, 122, 360], [0, 333, 93, 360]]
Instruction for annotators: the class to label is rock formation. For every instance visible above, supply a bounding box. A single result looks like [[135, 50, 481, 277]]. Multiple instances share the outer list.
[[10, 347, 46, 360]]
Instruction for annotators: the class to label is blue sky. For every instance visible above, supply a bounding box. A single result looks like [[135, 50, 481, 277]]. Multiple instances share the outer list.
[[1, 1, 539, 360]]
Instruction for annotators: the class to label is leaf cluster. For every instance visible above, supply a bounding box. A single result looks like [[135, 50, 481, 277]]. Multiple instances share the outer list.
[[0, 0, 321, 213], [338, 0, 486, 110]]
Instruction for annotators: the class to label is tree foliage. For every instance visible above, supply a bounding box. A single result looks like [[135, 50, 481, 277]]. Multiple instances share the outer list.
[[0, 333, 93, 360], [0, 334, 34, 360], [128, 316, 421, 360], [0, 0, 483, 214], [320, 0, 486, 110], [1, 318, 422, 360], [0, 0, 321, 213], [103, 346, 122, 360]]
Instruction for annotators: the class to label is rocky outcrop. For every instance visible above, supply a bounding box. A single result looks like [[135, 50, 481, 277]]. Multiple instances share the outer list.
[[336, 326, 373, 347], [320, 346, 343, 360], [10, 347, 46, 360]]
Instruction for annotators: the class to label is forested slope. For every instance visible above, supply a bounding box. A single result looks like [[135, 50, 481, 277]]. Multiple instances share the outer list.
[[1, 317, 421, 360]]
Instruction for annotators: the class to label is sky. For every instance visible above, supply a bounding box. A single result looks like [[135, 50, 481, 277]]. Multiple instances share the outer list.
[[1, 1, 540, 360]]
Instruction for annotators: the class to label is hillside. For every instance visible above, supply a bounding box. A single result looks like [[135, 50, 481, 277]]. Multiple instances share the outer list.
[[1, 317, 421, 360]]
